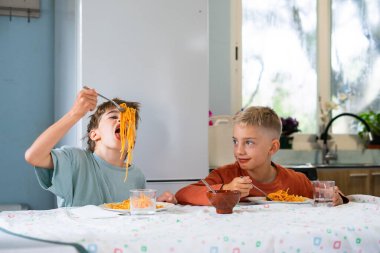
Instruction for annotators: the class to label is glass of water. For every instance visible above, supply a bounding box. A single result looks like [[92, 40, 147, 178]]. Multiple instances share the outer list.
[[312, 181, 335, 207]]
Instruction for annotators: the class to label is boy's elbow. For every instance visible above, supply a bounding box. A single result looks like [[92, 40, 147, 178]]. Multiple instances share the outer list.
[[25, 149, 53, 169], [24, 149, 34, 165], [25, 148, 39, 166]]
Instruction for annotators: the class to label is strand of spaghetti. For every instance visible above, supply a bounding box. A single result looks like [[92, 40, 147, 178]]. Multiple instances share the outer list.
[[119, 103, 136, 181], [126, 108, 136, 167], [120, 104, 129, 179], [119, 104, 127, 158]]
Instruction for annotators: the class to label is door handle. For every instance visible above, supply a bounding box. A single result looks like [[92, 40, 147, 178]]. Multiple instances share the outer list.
[[349, 173, 369, 177]]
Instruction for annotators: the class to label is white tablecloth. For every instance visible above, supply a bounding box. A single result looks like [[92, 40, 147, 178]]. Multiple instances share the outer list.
[[0, 195, 379, 253], [0, 229, 78, 253]]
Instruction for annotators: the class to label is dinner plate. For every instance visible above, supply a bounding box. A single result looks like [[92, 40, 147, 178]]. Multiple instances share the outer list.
[[99, 201, 175, 213], [246, 196, 313, 205]]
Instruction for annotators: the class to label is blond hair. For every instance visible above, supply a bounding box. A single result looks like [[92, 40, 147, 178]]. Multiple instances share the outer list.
[[233, 106, 282, 138]]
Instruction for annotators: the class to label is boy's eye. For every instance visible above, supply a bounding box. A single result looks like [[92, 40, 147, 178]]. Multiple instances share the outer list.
[[109, 116, 118, 119], [232, 139, 238, 145], [246, 140, 254, 145]]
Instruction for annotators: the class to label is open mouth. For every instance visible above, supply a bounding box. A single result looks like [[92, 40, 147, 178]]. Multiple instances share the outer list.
[[115, 125, 121, 140]]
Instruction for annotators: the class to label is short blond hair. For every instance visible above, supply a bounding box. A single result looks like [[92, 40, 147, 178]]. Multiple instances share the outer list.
[[233, 106, 282, 138]]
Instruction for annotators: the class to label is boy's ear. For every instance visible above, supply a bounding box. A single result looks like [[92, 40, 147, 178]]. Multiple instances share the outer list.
[[269, 139, 280, 155], [89, 129, 100, 141]]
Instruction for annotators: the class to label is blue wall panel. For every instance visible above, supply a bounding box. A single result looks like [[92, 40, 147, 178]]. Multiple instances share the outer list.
[[0, 0, 55, 210]]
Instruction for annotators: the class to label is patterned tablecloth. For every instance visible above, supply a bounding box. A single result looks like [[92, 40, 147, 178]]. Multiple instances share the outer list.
[[0, 195, 379, 253]]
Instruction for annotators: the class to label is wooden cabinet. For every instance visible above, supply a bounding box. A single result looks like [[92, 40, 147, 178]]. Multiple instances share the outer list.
[[371, 169, 380, 196], [317, 168, 380, 197]]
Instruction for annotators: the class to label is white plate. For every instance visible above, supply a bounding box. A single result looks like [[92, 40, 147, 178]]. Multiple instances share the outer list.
[[100, 201, 175, 213], [246, 196, 313, 205]]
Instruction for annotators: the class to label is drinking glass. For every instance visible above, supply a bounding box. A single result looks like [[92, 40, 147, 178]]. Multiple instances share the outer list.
[[129, 189, 157, 215], [312, 181, 335, 207]]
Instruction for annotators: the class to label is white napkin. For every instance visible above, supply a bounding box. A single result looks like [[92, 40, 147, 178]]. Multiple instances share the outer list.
[[68, 205, 121, 219]]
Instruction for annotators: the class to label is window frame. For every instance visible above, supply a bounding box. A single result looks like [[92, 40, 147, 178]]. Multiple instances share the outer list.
[[232, 0, 366, 150], [232, 0, 332, 122]]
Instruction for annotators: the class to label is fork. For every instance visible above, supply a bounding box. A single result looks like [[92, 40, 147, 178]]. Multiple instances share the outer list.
[[250, 183, 272, 201], [240, 176, 272, 201], [201, 179, 217, 193], [83, 86, 125, 112]]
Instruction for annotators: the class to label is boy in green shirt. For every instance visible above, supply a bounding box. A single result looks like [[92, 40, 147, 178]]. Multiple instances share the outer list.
[[25, 87, 176, 207]]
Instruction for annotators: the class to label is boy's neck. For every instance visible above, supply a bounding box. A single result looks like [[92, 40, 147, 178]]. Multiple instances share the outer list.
[[94, 148, 125, 168]]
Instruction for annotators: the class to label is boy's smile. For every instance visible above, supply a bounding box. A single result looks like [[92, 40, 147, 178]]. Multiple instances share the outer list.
[[237, 158, 251, 164]]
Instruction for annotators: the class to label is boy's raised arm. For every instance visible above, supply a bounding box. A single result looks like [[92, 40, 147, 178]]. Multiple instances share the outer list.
[[25, 88, 98, 169]]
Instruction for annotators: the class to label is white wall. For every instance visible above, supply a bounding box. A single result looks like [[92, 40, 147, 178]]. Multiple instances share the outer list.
[[209, 0, 234, 116], [54, 0, 81, 147]]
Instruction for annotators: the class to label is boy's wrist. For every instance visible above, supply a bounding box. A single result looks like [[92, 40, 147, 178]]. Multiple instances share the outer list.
[[221, 184, 229, 191], [68, 108, 86, 121]]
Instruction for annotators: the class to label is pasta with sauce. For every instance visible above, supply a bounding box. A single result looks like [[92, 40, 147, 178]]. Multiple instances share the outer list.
[[119, 103, 136, 181], [104, 199, 164, 210], [105, 199, 130, 210], [267, 189, 306, 202]]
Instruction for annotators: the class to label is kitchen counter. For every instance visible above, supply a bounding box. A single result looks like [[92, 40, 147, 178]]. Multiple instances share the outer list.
[[283, 163, 380, 196], [314, 163, 380, 169], [282, 164, 318, 180], [274, 149, 380, 168], [284, 163, 380, 169]]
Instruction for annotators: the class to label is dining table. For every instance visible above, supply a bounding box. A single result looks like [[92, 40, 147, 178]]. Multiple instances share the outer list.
[[0, 195, 379, 253]]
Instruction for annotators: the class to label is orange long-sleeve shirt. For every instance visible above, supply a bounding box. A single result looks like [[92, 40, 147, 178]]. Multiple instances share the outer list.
[[176, 162, 313, 205]]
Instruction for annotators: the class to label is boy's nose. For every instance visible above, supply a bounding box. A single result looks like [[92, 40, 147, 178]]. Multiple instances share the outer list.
[[235, 143, 245, 154]]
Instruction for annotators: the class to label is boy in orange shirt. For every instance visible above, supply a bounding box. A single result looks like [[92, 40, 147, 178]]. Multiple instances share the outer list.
[[176, 106, 347, 206]]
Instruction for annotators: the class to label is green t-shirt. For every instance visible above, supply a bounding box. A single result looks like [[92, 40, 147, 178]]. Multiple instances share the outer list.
[[34, 146, 146, 207]]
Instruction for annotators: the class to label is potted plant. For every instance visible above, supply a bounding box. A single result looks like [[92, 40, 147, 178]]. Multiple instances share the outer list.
[[280, 117, 300, 149], [358, 110, 380, 148]]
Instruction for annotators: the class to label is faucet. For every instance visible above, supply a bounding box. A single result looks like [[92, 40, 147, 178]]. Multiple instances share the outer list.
[[320, 112, 373, 164]]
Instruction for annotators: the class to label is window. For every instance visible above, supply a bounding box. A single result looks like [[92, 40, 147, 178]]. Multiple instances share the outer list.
[[241, 0, 380, 134], [331, 0, 380, 133]]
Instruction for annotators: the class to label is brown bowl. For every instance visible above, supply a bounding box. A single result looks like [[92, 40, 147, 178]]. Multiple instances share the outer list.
[[206, 190, 241, 214]]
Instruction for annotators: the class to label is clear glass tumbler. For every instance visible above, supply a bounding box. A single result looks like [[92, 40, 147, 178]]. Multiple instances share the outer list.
[[312, 181, 335, 207], [129, 189, 157, 215]]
